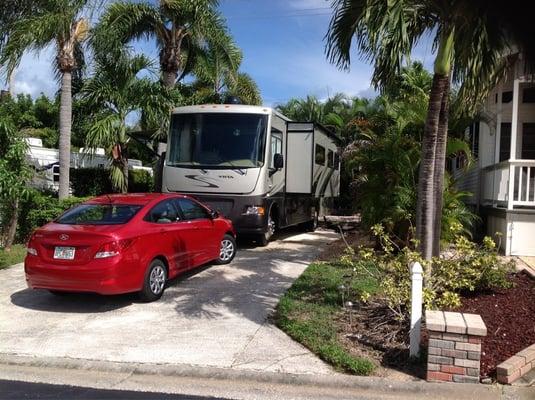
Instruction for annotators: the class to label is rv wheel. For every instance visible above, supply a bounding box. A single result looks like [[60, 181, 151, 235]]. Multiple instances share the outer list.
[[257, 213, 275, 247]]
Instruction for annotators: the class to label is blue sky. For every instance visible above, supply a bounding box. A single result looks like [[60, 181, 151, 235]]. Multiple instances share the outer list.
[[7, 0, 435, 106]]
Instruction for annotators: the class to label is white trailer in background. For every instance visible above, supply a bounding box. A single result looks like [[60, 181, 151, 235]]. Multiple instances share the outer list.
[[162, 104, 341, 245], [24, 138, 152, 191]]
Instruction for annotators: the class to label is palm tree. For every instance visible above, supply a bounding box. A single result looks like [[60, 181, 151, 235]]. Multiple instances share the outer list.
[[326, 0, 509, 259], [191, 34, 262, 105], [81, 53, 174, 192], [94, 0, 230, 89], [0, 0, 89, 199]]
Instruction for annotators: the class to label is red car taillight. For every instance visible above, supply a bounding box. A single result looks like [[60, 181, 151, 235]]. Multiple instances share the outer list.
[[27, 234, 38, 256], [94, 239, 135, 259]]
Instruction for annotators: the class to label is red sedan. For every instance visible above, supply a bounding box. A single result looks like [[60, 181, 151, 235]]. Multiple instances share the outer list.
[[25, 193, 237, 302]]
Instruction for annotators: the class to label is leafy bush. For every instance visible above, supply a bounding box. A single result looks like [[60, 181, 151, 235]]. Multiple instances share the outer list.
[[344, 224, 515, 320], [16, 190, 88, 242], [70, 168, 112, 196], [70, 168, 154, 197], [129, 169, 154, 193]]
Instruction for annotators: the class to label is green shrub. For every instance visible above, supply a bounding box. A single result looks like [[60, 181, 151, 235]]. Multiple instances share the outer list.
[[351, 224, 515, 316], [128, 169, 154, 193], [16, 190, 88, 242], [70, 168, 154, 197], [70, 168, 111, 197]]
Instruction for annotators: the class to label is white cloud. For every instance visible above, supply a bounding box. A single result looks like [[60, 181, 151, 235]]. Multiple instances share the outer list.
[[11, 46, 58, 98], [287, 0, 331, 10]]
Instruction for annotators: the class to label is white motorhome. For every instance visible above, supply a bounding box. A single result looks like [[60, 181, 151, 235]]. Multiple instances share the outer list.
[[161, 104, 341, 245]]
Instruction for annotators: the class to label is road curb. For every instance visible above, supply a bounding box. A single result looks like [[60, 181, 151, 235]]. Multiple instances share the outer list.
[[0, 353, 503, 398]]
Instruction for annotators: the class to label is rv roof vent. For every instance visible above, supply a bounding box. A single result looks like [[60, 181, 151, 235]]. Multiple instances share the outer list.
[[224, 96, 242, 104]]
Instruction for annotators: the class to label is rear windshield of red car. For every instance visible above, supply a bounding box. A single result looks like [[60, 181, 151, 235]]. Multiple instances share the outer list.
[[56, 204, 143, 225]]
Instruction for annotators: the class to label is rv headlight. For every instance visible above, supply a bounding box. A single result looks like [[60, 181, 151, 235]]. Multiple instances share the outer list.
[[243, 206, 265, 216]]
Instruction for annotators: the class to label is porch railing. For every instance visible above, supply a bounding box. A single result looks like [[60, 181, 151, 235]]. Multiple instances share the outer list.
[[481, 160, 535, 209]]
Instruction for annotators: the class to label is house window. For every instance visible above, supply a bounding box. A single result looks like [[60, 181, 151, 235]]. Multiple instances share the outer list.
[[334, 153, 340, 170], [315, 144, 325, 165], [500, 123, 511, 162], [523, 87, 535, 103], [502, 91, 513, 103], [471, 122, 480, 159], [522, 123, 535, 159], [327, 150, 334, 168]]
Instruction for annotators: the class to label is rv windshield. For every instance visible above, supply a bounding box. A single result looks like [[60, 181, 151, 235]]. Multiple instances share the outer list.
[[167, 113, 268, 169]]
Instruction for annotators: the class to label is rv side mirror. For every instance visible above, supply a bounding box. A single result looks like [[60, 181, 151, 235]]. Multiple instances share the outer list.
[[273, 153, 284, 170]]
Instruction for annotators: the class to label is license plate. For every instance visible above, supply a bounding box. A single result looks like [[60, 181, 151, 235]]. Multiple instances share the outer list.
[[54, 246, 75, 260]]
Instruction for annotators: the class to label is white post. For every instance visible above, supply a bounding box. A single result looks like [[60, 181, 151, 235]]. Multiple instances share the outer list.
[[409, 261, 423, 358], [507, 79, 520, 210], [494, 84, 503, 207]]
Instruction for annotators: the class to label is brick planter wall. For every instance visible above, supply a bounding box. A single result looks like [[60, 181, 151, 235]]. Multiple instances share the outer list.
[[496, 344, 535, 384], [425, 310, 487, 384]]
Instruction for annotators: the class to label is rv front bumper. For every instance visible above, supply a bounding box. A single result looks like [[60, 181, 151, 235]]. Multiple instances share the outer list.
[[184, 194, 272, 235]]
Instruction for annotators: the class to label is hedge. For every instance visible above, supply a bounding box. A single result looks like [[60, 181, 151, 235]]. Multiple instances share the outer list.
[[70, 168, 154, 197]]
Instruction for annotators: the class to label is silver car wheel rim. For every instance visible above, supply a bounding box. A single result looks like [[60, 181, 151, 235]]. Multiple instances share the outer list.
[[149, 265, 166, 295], [220, 239, 234, 261]]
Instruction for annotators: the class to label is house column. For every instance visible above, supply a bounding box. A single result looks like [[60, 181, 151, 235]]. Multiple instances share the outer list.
[[507, 79, 520, 210], [493, 84, 503, 208], [495, 84, 502, 164]]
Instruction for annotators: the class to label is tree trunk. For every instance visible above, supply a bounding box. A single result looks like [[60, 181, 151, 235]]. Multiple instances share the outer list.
[[415, 74, 449, 260], [122, 155, 129, 194], [4, 198, 19, 250], [432, 77, 451, 257], [162, 70, 177, 89], [58, 71, 72, 199]]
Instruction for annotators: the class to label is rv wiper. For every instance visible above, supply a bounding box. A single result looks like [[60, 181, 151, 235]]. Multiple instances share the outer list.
[[223, 161, 246, 175]]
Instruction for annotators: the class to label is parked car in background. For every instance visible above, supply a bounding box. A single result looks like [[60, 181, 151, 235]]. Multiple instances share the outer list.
[[24, 193, 236, 302]]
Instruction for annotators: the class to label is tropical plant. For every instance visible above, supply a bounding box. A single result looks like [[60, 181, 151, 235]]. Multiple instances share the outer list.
[[80, 53, 174, 192], [0, 0, 90, 199], [326, 0, 510, 259], [190, 34, 262, 105], [0, 120, 33, 249], [93, 0, 230, 89]]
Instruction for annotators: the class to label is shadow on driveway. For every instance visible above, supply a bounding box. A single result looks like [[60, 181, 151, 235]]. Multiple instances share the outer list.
[[10, 289, 136, 313], [10, 229, 331, 322]]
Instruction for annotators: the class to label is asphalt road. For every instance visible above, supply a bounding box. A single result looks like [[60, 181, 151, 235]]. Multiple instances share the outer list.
[[0, 379, 225, 400]]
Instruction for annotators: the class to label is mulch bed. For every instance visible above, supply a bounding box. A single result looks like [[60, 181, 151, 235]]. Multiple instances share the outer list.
[[457, 272, 535, 378]]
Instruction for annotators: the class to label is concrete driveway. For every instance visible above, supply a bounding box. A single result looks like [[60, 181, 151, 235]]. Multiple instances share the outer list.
[[0, 229, 338, 375]]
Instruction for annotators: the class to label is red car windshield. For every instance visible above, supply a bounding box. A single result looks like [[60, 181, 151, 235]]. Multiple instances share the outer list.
[[56, 204, 143, 225]]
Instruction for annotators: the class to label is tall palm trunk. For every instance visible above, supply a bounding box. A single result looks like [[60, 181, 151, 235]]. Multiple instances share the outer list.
[[122, 154, 129, 193], [162, 70, 177, 88], [416, 28, 454, 260], [58, 71, 72, 199], [432, 78, 451, 257], [415, 74, 447, 260]]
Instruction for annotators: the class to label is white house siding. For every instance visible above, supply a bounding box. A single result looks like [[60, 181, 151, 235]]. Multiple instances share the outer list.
[[453, 165, 479, 205], [479, 122, 495, 168]]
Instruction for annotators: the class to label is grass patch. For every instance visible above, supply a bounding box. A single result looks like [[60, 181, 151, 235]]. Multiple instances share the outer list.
[[0, 244, 26, 269], [275, 262, 379, 375]]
